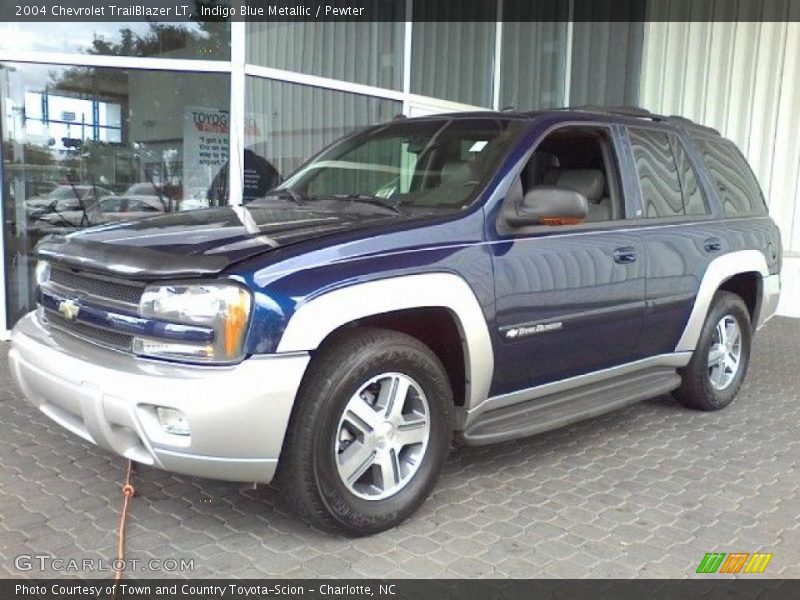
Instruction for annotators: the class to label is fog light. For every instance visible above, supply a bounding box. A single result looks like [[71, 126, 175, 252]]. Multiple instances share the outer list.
[[155, 407, 190, 436]]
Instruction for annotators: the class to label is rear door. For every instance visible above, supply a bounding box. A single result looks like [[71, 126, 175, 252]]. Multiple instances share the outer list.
[[488, 123, 646, 396], [622, 126, 724, 356]]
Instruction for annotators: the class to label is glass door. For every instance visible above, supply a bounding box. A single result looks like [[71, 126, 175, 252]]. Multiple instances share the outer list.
[[0, 62, 231, 330]]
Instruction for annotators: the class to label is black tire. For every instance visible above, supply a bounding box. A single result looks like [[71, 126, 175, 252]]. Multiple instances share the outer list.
[[674, 291, 752, 411], [277, 327, 453, 536]]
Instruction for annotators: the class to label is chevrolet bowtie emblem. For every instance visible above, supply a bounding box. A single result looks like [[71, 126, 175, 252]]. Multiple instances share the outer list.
[[57, 299, 81, 321]]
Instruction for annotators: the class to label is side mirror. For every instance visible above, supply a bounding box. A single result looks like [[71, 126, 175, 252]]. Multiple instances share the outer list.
[[505, 186, 588, 227]]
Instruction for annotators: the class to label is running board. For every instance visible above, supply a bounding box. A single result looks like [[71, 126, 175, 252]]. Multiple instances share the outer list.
[[459, 367, 682, 446]]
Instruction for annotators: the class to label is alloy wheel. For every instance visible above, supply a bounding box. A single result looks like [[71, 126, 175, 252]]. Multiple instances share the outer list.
[[707, 314, 742, 390], [334, 373, 430, 500]]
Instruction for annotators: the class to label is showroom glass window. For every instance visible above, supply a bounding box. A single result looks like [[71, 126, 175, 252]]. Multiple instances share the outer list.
[[244, 77, 400, 201], [411, 0, 497, 107], [0, 21, 230, 60], [247, 15, 404, 90], [1, 62, 231, 325], [499, 0, 569, 110]]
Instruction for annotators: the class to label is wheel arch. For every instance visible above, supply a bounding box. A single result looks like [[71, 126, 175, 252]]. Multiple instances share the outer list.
[[276, 273, 494, 410], [675, 250, 769, 352], [718, 272, 761, 329], [319, 307, 468, 408]]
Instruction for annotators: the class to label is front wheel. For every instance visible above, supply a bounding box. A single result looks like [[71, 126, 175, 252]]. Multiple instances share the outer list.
[[277, 328, 453, 535], [674, 291, 752, 411]]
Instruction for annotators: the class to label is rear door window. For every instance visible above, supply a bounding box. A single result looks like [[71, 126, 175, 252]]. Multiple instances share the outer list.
[[692, 137, 767, 217], [628, 129, 684, 218], [628, 128, 710, 219]]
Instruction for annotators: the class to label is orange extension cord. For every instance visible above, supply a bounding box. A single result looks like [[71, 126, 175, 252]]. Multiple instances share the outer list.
[[112, 460, 136, 595]]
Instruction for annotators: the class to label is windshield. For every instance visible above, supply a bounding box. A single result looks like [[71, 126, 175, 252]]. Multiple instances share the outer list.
[[270, 117, 528, 212]]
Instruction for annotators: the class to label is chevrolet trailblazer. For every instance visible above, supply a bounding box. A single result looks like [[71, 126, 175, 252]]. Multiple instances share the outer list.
[[10, 107, 781, 535]]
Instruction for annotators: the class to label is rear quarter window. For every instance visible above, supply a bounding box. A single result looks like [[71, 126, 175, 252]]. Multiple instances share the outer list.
[[693, 137, 767, 217]]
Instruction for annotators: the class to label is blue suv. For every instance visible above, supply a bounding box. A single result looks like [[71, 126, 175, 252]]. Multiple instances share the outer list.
[[10, 107, 781, 535]]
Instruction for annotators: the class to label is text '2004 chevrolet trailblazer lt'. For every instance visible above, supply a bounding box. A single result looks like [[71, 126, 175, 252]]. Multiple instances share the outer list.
[[10, 107, 781, 535]]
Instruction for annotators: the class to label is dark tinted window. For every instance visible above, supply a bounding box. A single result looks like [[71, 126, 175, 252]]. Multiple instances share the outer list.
[[693, 137, 766, 216], [628, 129, 684, 218], [672, 136, 708, 216]]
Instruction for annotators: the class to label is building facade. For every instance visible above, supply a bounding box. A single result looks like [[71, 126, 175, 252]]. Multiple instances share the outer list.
[[1, 5, 798, 337]]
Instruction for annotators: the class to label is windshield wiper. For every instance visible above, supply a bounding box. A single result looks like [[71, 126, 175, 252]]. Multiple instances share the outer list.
[[315, 193, 403, 214]]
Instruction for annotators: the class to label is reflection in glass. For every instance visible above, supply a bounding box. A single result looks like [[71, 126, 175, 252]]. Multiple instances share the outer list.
[[0, 21, 230, 60], [242, 77, 400, 204], [628, 129, 684, 218], [1, 62, 231, 325], [694, 138, 766, 217], [276, 117, 527, 211], [672, 136, 709, 216]]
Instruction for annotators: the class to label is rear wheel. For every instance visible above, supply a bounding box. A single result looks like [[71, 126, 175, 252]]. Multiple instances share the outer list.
[[674, 291, 751, 411], [277, 328, 453, 535]]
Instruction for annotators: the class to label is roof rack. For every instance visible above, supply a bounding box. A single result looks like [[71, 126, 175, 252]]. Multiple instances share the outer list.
[[567, 105, 657, 119], [558, 105, 720, 135], [662, 115, 720, 135]]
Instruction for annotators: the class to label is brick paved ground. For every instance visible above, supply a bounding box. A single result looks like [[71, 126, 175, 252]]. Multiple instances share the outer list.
[[1, 318, 799, 579]]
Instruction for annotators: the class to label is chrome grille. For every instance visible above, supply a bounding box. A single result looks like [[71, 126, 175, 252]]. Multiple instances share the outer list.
[[50, 268, 145, 306], [44, 309, 133, 352], [43, 267, 145, 352]]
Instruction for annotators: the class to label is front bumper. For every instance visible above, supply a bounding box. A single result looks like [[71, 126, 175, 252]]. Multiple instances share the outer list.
[[9, 312, 310, 483]]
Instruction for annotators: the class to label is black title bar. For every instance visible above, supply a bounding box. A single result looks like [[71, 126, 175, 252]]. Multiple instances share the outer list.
[[2, 0, 800, 22], [4, 579, 800, 600]]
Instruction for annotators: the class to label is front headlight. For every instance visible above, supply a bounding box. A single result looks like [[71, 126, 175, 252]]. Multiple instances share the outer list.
[[134, 283, 252, 364]]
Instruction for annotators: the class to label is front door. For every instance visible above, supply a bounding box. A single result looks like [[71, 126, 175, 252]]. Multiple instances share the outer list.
[[488, 124, 646, 396]]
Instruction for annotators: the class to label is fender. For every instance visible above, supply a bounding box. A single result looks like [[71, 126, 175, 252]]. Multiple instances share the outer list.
[[675, 250, 769, 352], [276, 273, 494, 410]]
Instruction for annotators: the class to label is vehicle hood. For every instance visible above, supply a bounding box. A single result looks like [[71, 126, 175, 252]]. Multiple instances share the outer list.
[[36, 205, 405, 280]]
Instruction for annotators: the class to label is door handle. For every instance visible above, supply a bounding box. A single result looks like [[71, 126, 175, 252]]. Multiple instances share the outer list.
[[613, 247, 637, 264], [704, 238, 722, 253]]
